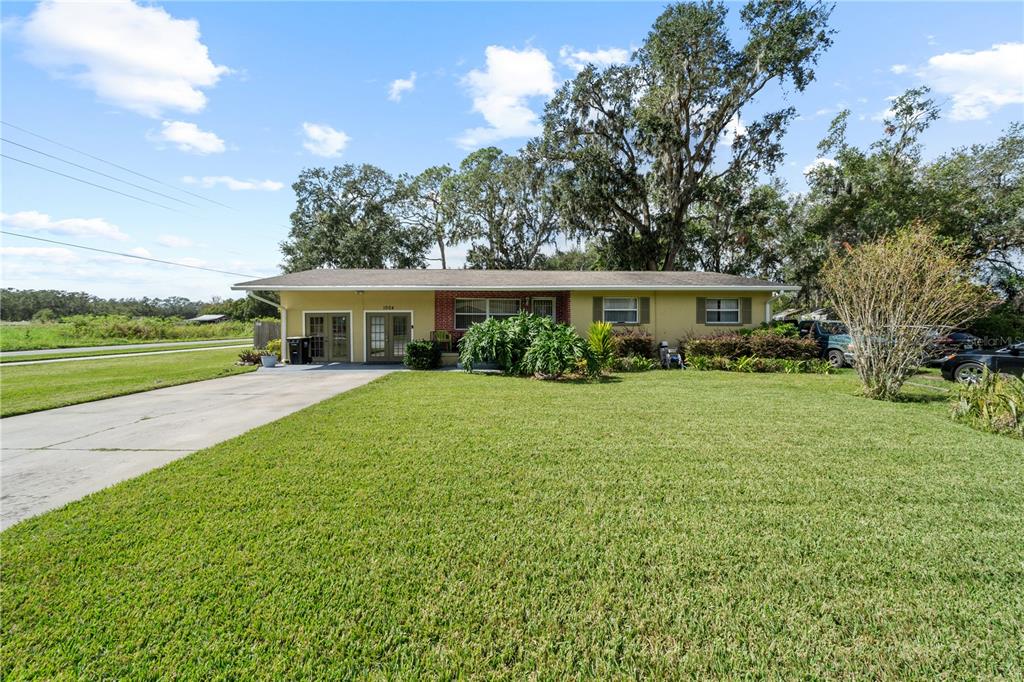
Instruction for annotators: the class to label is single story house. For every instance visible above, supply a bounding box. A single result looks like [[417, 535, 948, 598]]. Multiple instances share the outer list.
[[185, 313, 229, 324], [232, 269, 799, 364]]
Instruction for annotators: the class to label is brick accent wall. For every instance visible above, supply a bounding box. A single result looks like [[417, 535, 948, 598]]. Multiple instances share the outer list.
[[434, 290, 572, 342]]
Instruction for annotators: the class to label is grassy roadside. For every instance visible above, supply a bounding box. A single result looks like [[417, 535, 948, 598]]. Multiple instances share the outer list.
[[0, 340, 251, 364], [2, 370, 1020, 677], [0, 348, 255, 417]]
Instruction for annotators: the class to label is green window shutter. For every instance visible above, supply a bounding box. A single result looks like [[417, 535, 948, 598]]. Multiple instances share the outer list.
[[638, 297, 650, 324], [592, 296, 603, 322], [741, 297, 752, 325], [696, 297, 706, 325]]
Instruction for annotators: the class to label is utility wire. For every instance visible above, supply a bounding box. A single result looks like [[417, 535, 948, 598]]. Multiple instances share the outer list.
[[0, 230, 261, 279], [0, 120, 235, 210], [1, 153, 188, 214], [1, 137, 197, 208]]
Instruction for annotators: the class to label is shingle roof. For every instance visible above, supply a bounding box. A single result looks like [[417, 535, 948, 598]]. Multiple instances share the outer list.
[[234, 269, 798, 291]]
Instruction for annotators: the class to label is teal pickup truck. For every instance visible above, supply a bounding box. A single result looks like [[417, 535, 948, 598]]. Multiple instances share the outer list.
[[799, 320, 854, 368]]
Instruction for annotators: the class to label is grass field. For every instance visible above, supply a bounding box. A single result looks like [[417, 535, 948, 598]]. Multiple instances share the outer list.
[[0, 321, 249, 352], [0, 339, 251, 364], [0, 348, 255, 417], [2, 371, 1021, 678]]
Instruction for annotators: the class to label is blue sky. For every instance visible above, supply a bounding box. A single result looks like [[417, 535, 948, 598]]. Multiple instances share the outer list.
[[1, 1, 1022, 299]]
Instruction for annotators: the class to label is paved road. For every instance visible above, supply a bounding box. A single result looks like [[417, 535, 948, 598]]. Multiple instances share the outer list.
[[2, 343, 250, 366], [1, 338, 250, 358], [0, 366, 397, 530]]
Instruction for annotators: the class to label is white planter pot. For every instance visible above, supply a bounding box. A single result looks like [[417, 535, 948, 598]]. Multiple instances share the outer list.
[[260, 355, 277, 368]]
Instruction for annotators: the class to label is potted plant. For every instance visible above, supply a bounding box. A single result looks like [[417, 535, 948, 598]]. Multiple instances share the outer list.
[[258, 349, 277, 367]]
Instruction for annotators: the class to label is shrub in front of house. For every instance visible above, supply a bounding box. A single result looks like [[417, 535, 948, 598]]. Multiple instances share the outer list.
[[459, 312, 554, 375], [612, 355, 658, 372], [687, 354, 833, 374], [588, 321, 616, 372], [523, 325, 596, 379], [404, 339, 442, 370], [265, 338, 282, 359], [951, 370, 1023, 439], [684, 334, 819, 361], [612, 328, 656, 358]]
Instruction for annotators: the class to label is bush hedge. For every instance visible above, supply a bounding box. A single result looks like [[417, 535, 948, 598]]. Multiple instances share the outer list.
[[612, 328, 655, 358], [951, 370, 1023, 438], [404, 339, 442, 370], [687, 354, 833, 374], [684, 333, 819, 361]]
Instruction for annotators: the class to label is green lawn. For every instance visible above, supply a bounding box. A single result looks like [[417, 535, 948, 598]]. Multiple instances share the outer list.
[[0, 339, 251, 364], [0, 348, 255, 417], [2, 371, 1021, 677]]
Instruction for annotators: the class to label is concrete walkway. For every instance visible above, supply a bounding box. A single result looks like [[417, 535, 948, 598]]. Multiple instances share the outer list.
[[2, 343, 249, 366], [0, 366, 398, 530], [1, 338, 250, 358]]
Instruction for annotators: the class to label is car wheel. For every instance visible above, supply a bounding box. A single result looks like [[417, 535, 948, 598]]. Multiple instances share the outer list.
[[954, 362, 986, 383], [827, 349, 846, 368]]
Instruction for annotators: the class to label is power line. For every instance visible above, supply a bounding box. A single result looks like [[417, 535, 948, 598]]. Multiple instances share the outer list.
[[1, 137, 197, 208], [0, 120, 235, 210], [1, 153, 189, 214], [0, 230, 261, 279]]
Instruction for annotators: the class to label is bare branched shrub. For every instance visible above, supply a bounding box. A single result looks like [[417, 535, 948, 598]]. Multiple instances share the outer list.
[[821, 226, 995, 400]]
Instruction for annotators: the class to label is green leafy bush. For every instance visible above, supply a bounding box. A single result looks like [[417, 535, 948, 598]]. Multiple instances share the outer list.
[[612, 328, 655, 358], [588, 321, 616, 372], [611, 355, 658, 372], [265, 338, 282, 359], [687, 354, 834, 374], [951, 370, 1023, 439], [684, 334, 818, 361], [968, 301, 1024, 346], [459, 312, 554, 375], [523, 324, 595, 379], [404, 339, 442, 370]]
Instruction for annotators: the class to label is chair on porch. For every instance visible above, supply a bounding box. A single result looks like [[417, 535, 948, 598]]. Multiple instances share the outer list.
[[430, 329, 453, 353]]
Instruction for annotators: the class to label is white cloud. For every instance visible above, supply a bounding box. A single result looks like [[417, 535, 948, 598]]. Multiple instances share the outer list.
[[0, 210, 129, 240], [719, 113, 747, 147], [301, 122, 350, 157], [388, 72, 416, 102], [803, 157, 838, 175], [559, 45, 630, 72], [20, 0, 229, 117], [0, 246, 77, 264], [457, 46, 557, 149], [890, 64, 908, 75], [157, 234, 194, 248], [156, 121, 225, 154], [917, 42, 1024, 121], [182, 175, 283, 191], [128, 246, 153, 258]]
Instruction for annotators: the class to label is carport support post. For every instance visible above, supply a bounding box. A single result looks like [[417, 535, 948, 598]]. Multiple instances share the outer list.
[[281, 307, 287, 363]]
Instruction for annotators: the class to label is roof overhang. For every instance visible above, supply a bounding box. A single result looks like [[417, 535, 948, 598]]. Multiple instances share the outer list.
[[232, 284, 802, 292]]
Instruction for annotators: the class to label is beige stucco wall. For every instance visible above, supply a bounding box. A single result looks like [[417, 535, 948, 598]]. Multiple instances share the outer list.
[[569, 290, 772, 343], [279, 289, 772, 362], [279, 290, 435, 362]]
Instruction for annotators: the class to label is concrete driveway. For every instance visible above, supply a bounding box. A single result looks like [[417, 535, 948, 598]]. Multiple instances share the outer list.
[[1, 365, 398, 530]]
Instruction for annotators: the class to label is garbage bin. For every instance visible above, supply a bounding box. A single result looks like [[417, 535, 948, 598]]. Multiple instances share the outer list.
[[287, 337, 311, 365]]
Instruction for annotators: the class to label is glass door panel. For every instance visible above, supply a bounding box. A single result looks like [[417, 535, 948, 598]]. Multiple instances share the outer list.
[[329, 314, 349, 361], [368, 314, 386, 359], [391, 314, 409, 358], [306, 314, 326, 361]]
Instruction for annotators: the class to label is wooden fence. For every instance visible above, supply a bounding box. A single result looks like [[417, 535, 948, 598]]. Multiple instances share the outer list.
[[254, 320, 281, 349]]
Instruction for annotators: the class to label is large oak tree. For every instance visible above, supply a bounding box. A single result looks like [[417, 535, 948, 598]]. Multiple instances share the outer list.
[[539, 0, 834, 270]]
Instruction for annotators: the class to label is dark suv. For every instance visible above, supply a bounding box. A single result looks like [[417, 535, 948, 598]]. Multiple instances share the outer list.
[[939, 342, 1024, 382]]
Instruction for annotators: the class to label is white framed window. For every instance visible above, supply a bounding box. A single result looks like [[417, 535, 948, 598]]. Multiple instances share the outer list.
[[705, 298, 740, 324], [454, 298, 522, 329], [603, 297, 638, 324], [531, 297, 555, 320]]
